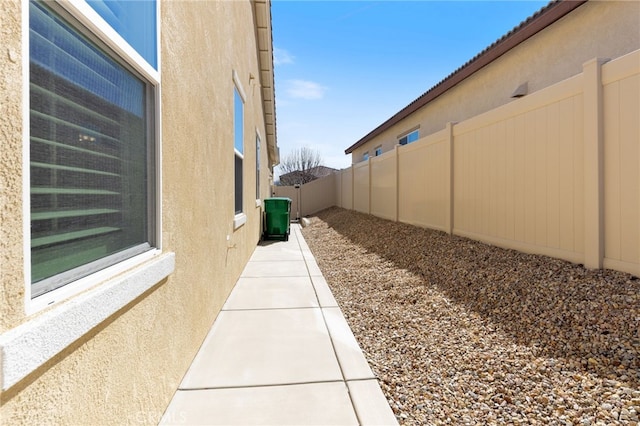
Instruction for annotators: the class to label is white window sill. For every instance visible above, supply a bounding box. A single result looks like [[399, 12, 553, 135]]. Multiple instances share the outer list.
[[0, 252, 175, 391], [233, 213, 247, 230]]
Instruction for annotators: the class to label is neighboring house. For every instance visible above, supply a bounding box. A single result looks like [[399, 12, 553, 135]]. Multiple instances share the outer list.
[[346, 0, 640, 162], [0, 0, 277, 424], [333, 0, 639, 278], [279, 165, 338, 186]]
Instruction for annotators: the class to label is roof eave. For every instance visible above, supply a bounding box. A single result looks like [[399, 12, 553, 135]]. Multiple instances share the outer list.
[[345, 0, 587, 155], [252, 0, 279, 167]]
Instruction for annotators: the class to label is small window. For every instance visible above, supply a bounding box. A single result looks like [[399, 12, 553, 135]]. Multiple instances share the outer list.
[[374, 146, 382, 156], [234, 87, 244, 215], [29, 0, 158, 298], [256, 133, 261, 200], [398, 129, 419, 146], [362, 151, 369, 161]]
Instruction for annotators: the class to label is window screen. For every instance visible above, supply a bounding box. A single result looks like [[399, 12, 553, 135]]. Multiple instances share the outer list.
[[234, 87, 244, 215], [29, 1, 155, 297]]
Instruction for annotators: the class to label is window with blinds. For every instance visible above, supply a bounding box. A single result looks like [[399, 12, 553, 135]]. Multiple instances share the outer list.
[[29, 1, 156, 298], [234, 87, 244, 216], [86, 0, 157, 69], [256, 134, 261, 200]]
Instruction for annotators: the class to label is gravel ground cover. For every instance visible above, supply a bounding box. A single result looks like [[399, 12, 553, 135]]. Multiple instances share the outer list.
[[300, 207, 640, 426]]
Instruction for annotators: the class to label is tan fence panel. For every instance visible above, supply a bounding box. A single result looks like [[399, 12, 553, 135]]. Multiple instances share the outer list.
[[340, 168, 353, 210], [603, 51, 640, 277], [300, 173, 337, 216], [310, 52, 638, 277], [370, 150, 397, 221], [398, 131, 449, 231], [274, 174, 337, 218], [453, 74, 585, 264], [353, 161, 370, 213], [335, 169, 343, 208]]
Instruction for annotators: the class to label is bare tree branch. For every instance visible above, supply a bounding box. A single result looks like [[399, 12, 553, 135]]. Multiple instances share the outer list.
[[278, 147, 324, 185]]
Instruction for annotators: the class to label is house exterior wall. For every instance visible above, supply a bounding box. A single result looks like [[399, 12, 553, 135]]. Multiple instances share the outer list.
[[0, 0, 24, 333], [0, 1, 276, 424], [350, 0, 640, 162]]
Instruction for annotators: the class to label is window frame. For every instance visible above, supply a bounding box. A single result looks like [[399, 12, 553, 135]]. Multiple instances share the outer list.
[[232, 70, 247, 229], [255, 131, 261, 207], [374, 146, 382, 156], [23, 0, 162, 314], [398, 129, 419, 146]]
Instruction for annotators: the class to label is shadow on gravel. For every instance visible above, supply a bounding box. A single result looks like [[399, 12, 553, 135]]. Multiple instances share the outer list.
[[312, 207, 640, 387]]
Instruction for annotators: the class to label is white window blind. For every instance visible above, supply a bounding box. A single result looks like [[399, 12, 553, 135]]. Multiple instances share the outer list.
[[29, 1, 156, 297]]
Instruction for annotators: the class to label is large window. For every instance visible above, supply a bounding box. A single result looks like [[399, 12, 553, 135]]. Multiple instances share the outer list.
[[234, 86, 244, 216], [29, 1, 157, 298], [398, 129, 419, 146]]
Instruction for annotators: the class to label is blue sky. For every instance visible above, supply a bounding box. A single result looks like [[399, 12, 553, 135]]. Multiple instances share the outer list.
[[271, 0, 549, 174]]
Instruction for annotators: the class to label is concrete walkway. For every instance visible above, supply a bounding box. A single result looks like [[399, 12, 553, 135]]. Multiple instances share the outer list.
[[160, 224, 397, 425]]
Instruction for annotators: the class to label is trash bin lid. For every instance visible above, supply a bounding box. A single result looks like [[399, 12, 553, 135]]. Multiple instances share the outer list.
[[264, 197, 291, 211]]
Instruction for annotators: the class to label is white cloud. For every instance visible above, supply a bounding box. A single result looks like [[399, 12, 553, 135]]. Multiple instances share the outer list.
[[285, 80, 327, 100], [273, 47, 294, 65]]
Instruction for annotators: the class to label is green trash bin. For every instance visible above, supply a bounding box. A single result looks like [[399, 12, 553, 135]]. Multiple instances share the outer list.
[[263, 197, 292, 241]]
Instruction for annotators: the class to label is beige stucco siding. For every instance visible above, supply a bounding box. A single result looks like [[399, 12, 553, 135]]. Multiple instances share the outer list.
[[0, 0, 25, 333], [351, 0, 640, 162], [1, 0, 275, 424]]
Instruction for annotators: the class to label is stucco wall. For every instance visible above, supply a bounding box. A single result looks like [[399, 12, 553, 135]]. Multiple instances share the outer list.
[[0, 1, 274, 424], [0, 0, 25, 334], [351, 0, 640, 162]]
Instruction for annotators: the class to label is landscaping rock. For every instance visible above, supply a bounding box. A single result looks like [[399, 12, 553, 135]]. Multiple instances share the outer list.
[[301, 207, 640, 426]]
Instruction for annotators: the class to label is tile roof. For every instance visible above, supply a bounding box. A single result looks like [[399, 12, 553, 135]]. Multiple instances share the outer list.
[[345, 0, 587, 154]]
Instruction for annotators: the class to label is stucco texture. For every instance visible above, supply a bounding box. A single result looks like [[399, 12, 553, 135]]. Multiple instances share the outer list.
[[352, 0, 640, 161], [0, 0, 25, 333], [1, 0, 272, 424]]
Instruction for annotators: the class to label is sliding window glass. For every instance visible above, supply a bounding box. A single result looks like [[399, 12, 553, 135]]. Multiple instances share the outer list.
[[29, 1, 156, 297], [255, 134, 261, 200], [234, 87, 244, 215]]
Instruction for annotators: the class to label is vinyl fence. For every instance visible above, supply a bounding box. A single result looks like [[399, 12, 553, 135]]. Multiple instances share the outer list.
[[331, 52, 639, 277]]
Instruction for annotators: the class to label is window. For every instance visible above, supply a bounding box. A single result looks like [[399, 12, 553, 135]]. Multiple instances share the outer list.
[[362, 151, 369, 161], [29, 0, 158, 298], [86, 0, 157, 68], [374, 146, 382, 156], [256, 133, 261, 201], [398, 129, 419, 145], [234, 84, 244, 217]]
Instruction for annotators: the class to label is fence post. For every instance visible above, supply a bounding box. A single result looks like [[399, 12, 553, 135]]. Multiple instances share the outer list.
[[583, 58, 608, 269], [445, 122, 456, 235], [395, 145, 400, 222], [350, 164, 355, 211], [367, 157, 372, 215], [337, 170, 342, 208]]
